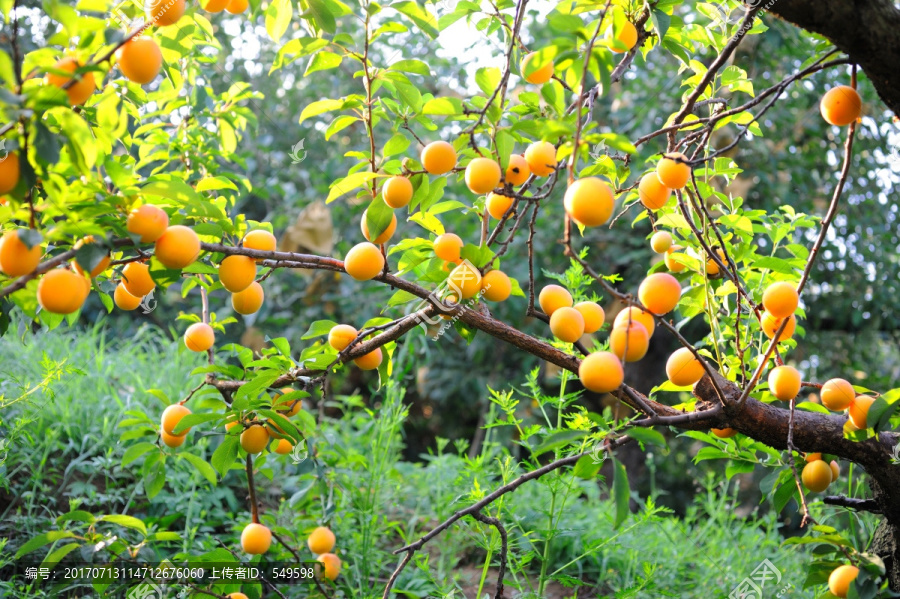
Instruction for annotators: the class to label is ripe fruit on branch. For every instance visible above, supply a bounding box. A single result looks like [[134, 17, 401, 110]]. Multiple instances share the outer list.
[[225, 0, 248, 14], [610, 321, 649, 362], [273, 438, 293, 454], [73, 236, 110, 278], [37, 269, 89, 314], [486, 193, 514, 220], [273, 388, 303, 416], [317, 553, 342, 581], [155, 225, 200, 269], [830, 460, 840, 482], [201, 0, 230, 12], [328, 324, 358, 351], [433, 233, 463, 262], [465, 158, 502, 194], [564, 178, 614, 227], [821, 378, 855, 411], [801, 459, 833, 493], [524, 141, 557, 177], [240, 424, 269, 454], [481, 270, 511, 302], [0, 152, 20, 194], [712, 428, 737, 438], [240, 523, 272, 555], [114, 283, 142, 310], [760, 311, 796, 341], [361, 210, 397, 244], [115, 37, 162, 84], [578, 352, 624, 393], [656, 153, 691, 189], [146, 0, 186, 25], [219, 255, 257, 293], [574, 302, 604, 334], [127, 204, 169, 243], [0, 229, 42, 276], [638, 273, 681, 315], [161, 404, 191, 435], [122, 261, 155, 297], [161, 429, 185, 448], [768, 365, 801, 401], [762, 281, 799, 318], [704, 248, 726, 276], [638, 172, 671, 210], [382, 176, 413, 209], [242, 229, 277, 257], [184, 322, 215, 352], [820, 86, 861, 127], [664, 245, 686, 273], [538, 284, 572, 316], [307, 527, 336, 555], [848, 395, 875, 429], [828, 564, 859, 598], [45, 57, 96, 106], [448, 262, 482, 299], [520, 52, 553, 85], [549, 307, 585, 343], [609, 21, 638, 53], [344, 242, 384, 281], [505, 154, 530, 185], [805, 453, 822, 463], [232, 281, 264, 315], [354, 347, 383, 370], [666, 348, 705, 387], [613, 306, 655, 338], [421, 141, 457, 175], [650, 231, 672, 253]]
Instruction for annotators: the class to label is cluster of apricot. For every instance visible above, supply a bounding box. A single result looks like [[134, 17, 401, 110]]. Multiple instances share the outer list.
[[800, 451, 841, 494], [235, 524, 340, 582]]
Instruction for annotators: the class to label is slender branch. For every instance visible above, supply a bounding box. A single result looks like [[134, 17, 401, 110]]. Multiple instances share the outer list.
[[246, 454, 259, 524], [471, 510, 509, 599]]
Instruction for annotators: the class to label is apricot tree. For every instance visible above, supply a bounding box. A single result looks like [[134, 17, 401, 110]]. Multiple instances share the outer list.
[[2, 0, 900, 597]]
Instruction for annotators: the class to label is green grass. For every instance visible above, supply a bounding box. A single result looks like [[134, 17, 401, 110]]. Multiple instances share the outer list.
[[0, 325, 818, 598]]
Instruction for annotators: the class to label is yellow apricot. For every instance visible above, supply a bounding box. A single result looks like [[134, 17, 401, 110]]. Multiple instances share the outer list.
[[354, 347, 383, 370], [613, 306, 655, 338], [307, 527, 336, 555], [328, 324, 358, 351], [219, 255, 257, 293], [481, 269, 511, 302], [487, 193, 514, 220], [505, 154, 530, 186], [768, 365, 801, 401], [147, 0, 186, 25], [650, 231, 672, 253], [609, 321, 649, 362], [610, 20, 638, 53], [122, 261, 155, 297], [549, 306, 585, 343], [801, 459, 832, 493], [712, 428, 737, 438], [45, 57, 95, 106], [0, 230, 42, 276], [820, 86, 861, 127], [184, 322, 215, 352], [161, 404, 191, 435], [821, 378, 855, 411], [273, 388, 303, 416], [433, 233, 463, 262], [830, 460, 840, 482], [127, 204, 169, 243], [828, 564, 859, 598], [664, 245, 686, 273], [524, 141, 557, 177], [243, 229, 277, 254], [73, 236, 110, 278], [154, 225, 200, 270], [564, 177, 614, 227], [656, 152, 691, 190], [574, 301, 605, 334], [848, 395, 875, 429], [240, 522, 272, 554], [273, 438, 293, 454], [361, 210, 397, 245], [114, 282, 143, 310], [344, 242, 384, 281], [37, 269, 88, 314], [383, 176, 413, 209], [638, 172, 671, 210], [421, 141, 457, 175], [762, 281, 799, 318], [161, 429, 186, 448], [232, 281, 264, 315], [448, 262, 482, 299], [0, 151, 20, 194], [465, 158, 502, 194], [317, 552, 341, 581], [240, 424, 269, 454], [115, 37, 162, 85], [638, 273, 681, 315], [538, 284, 573, 316], [520, 52, 553, 85], [578, 351, 624, 393], [666, 347, 705, 386], [760, 311, 796, 342]]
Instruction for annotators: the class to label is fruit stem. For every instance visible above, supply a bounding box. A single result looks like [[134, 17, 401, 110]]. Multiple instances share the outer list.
[[851, 63, 857, 89], [246, 454, 259, 524]]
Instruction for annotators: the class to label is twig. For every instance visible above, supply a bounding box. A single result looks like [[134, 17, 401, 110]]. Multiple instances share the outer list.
[[471, 510, 509, 599]]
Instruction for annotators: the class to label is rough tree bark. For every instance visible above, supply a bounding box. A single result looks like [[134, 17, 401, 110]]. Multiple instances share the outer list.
[[769, 0, 900, 116]]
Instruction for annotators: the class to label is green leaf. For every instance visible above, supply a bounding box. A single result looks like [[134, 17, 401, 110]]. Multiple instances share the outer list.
[[15, 531, 77, 558], [612, 457, 630, 529], [475, 67, 502, 97], [301, 319, 338, 339], [172, 412, 222, 435], [573, 454, 601, 480], [382, 132, 410, 157], [180, 452, 218, 485], [299, 98, 346, 124], [41, 543, 80, 568], [56, 511, 96, 525], [391, 1, 439, 38], [532, 430, 587, 457], [422, 97, 462, 115], [650, 8, 670, 41], [211, 434, 240, 478], [100, 514, 147, 535], [305, 51, 343, 76], [122, 442, 158, 467], [265, 0, 293, 41], [364, 196, 394, 241], [306, 0, 336, 33], [868, 389, 900, 431], [327, 171, 382, 203], [626, 428, 666, 448]]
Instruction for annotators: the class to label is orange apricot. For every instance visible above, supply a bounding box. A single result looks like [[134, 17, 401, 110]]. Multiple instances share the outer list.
[[760, 311, 796, 342], [232, 281, 265, 315], [666, 347, 705, 386], [115, 37, 162, 85], [37, 269, 89, 314], [505, 154, 530, 186], [161, 429, 186, 448], [821, 378, 855, 411], [317, 553, 341, 581], [307, 527, 336, 555], [354, 347, 383, 370], [433, 233, 463, 262], [828, 565, 859, 598], [802, 459, 833, 493], [155, 225, 200, 269], [637, 273, 681, 315], [127, 204, 169, 243], [820, 86, 861, 127], [705, 248, 726, 276], [0, 151, 20, 194], [73, 236, 111, 278], [549, 306, 585, 343], [830, 460, 840, 482], [609, 321, 649, 362], [240, 425, 269, 454], [610, 21, 638, 53], [465, 157, 502, 194], [524, 141, 557, 177], [121, 261, 155, 297], [564, 177, 614, 227], [447, 262, 482, 299], [578, 351, 624, 393], [273, 438, 293, 454], [520, 52, 553, 85], [538, 284, 572, 316], [202, 0, 230, 11], [344, 242, 384, 281], [650, 231, 672, 253], [664, 245, 686, 273], [848, 395, 875, 429], [0, 229, 42, 276], [45, 57, 95, 106], [243, 229, 277, 254], [768, 365, 801, 401], [147, 0, 186, 25], [805, 452, 823, 463], [383, 176, 413, 209], [762, 281, 799, 318], [712, 428, 737, 438], [225, 0, 247, 13], [638, 172, 671, 210], [481, 269, 511, 302], [219, 255, 256, 293], [161, 404, 191, 435], [328, 324, 358, 351], [613, 306, 655, 338], [421, 141, 457, 175], [240, 522, 272, 554], [114, 282, 143, 310], [361, 210, 397, 245], [574, 301, 605, 334], [184, 322, 215, 352], [486, 193, 514, 220], [656, 152, 691, 190]]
